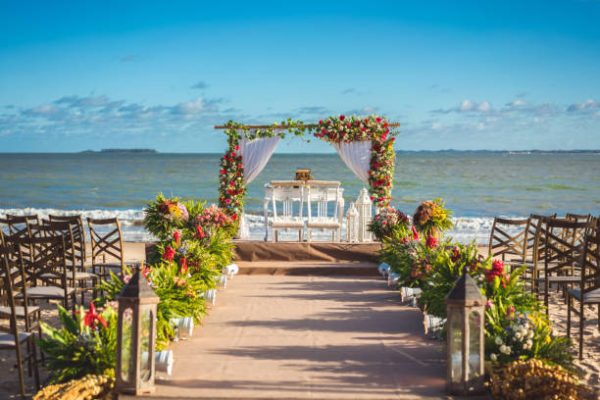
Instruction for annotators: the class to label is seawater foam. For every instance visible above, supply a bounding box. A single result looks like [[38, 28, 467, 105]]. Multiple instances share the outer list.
[[1, 208, 503, 244]]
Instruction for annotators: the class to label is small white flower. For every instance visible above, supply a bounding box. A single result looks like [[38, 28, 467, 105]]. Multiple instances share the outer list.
[[527, 331, 534, 339], [490, 353, 497, 361], [500, 345, 512, 355], [526, 339, 533, 348], [514, 331, 522, 340], [495, 336, 503, 345]]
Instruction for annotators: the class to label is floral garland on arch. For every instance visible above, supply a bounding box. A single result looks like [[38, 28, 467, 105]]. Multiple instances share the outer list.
[[315, 115, 397, 206], [218, 115, 398, 230], [218, 119, 310, 220]]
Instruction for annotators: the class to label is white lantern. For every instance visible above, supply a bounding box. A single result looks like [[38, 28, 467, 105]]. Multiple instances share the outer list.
[[356, 188, 373, 242], [446, 270, 486, 395], [346, 202, 359, 242]]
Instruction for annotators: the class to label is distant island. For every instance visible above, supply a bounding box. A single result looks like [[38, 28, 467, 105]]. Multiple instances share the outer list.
[[80, 148, 158, 154]]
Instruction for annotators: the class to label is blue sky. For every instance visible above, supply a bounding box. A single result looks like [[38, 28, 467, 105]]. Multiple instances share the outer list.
[[0, 0, 599, 152]]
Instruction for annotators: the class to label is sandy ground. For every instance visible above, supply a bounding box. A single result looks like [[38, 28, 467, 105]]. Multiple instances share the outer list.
[[547, 292, 600, 393]]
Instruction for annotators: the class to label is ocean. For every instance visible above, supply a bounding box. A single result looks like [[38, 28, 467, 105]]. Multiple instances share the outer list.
[[1, 152, 598, 243]]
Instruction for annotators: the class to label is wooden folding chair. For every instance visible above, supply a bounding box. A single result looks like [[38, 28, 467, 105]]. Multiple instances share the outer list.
[[488, 217, 529, 263], [521, 214, 556, 293], [539, 217, 590, 315], [7, 235, 76, 310], [0, 243, 40, 397], [87, 218, 125, 280], [6, 215, 39, 238], [42, 220, 99, 304], [567, 218, 600, 359]]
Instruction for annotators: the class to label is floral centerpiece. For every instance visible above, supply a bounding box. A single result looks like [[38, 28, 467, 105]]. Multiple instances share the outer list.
[[144, 193, 190, 240], [38, 303, 117, 383], [412, 198, 453, 237], [196, 204, 236, 238], [315, 114, 397, 206], [368, 207, 410, 241]]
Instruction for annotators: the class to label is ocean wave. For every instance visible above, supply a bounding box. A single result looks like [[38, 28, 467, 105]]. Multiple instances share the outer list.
[[1, 208, 507, 244]]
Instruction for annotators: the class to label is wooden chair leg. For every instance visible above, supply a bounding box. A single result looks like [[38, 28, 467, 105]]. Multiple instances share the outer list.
[[579, 301, 584, 360], [31, 337, 40, 390], [566, 294, 571, 338], [15, 342, 26, 398]]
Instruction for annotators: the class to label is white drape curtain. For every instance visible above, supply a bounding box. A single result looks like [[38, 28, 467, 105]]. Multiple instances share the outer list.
[[237, 136, 280, 238], [333, 141, 372, 184], [239, 136, 280, 184]]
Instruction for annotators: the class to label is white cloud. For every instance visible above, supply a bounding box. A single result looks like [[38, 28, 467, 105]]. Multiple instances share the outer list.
[[0, 94, 236, 138], [567, 99, 599, 113]]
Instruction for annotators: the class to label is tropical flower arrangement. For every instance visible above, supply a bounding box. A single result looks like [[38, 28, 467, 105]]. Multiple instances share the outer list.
[[412, 198, 453, 237], [315, 115, 397, 206], [35, 193, 237, 399], [196, 204, 236, 238], [377, 199, 582, 397], [368, 207, 410, 241], [38, 303, 117, 383], [144, 193, 190, 240]]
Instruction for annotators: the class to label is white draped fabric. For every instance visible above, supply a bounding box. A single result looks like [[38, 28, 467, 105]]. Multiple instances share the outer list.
[[239, 136, 281, 184], [333, 141, 372, 183], [238, 136, 281, 238]]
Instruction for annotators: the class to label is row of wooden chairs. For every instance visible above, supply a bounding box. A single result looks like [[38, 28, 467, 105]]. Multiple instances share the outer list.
[[0, 214, 126, 397], [488, 213, 599, 359]]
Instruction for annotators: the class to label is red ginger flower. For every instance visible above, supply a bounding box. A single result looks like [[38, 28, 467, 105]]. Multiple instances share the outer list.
[[411, 225, 419, 241], [163, 246, 176, 261], [173, 230, 181, 246], [426, 235, 438, 249], [180, 256, 188, 274], [84, 303, 107, 329], [196, 225, 206, 239], [339, 115, 345, 121]]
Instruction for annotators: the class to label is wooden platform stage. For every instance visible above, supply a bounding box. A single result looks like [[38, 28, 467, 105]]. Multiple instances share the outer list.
[[233, 240, 381, 263], [233, 241, 382, 276]]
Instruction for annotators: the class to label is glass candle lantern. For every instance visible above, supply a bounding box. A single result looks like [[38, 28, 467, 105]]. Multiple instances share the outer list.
[[445, 269, 485, 396], [346, 202, 359, 242], [356, 188, 372, 242], [116, 266, 160, 395]]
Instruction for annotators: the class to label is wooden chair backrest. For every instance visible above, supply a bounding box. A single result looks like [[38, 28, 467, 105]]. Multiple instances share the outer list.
[[307, 186, 341, 221], [6, 215, 39, 238], [580, 222, 600, 296], [0, 242, 32, 331], [565, 213, 591, 246], [488, 217, 529, 262], [87, 218, 124, 266], [0, 243, 26, 341], [8, 235, 68, 293], [270, 186, 304, 220], [527, 213, 557, 264], [41, 220, 78, 281], [543, 217, 589, 275], [48, 215, 86, 269]]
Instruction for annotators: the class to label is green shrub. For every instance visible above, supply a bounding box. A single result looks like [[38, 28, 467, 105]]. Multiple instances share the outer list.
[[38, 304, 117, 383]]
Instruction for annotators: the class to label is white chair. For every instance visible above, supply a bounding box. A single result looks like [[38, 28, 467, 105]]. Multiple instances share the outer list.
[[268, 185, 305, 242], [306, 185, 344, 242]]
